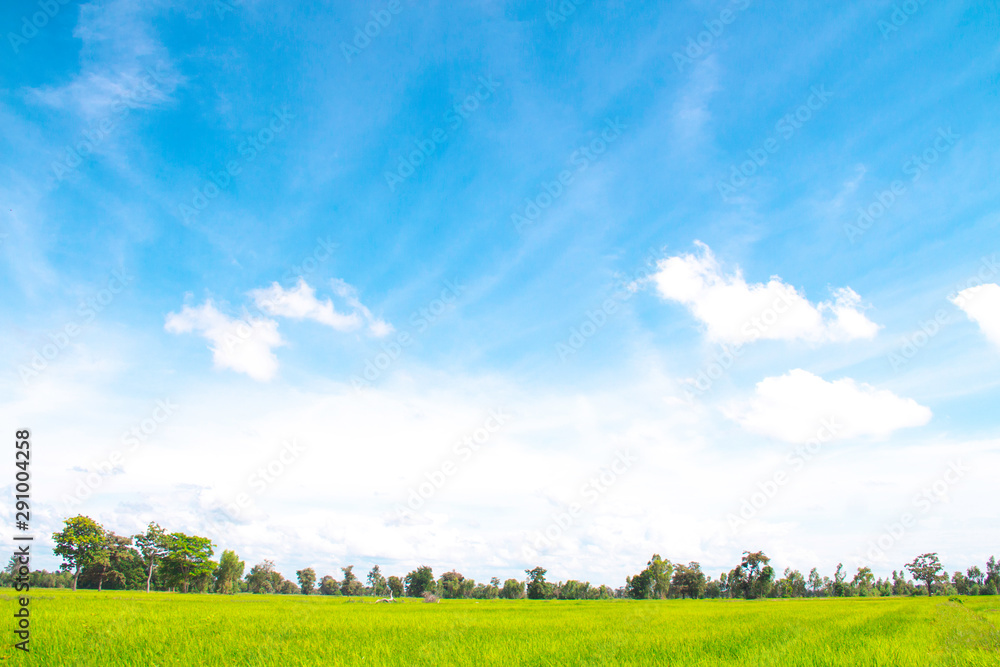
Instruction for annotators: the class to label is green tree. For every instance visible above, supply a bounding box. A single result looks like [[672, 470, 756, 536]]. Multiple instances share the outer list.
[[133, 522, 168, 593], [525, 566, 552, 599], [906, 553, 944, 597], [296, 567, 317, 595], [808, 568, 823, 597], [499, 578, 524, 599], [161, 533, 216, 593], [340, 565, 363, 596], [405, 566, 434, 597], [87, 532, 132, 592], [52, 515, 106, 591], [626, 567, 653, 599], [366, 565, 386, 597], [215, 550, 245, 594], [387, 575, 404, 599], [438, 570, 475, 599], [730, 551, 774, 599], [647, 555, 673, 599], [852, 566, 875, 596], [319, 575, 341, 595], [671, 562, 706, 599], [246, 560, 282, 594], [985, 556, 1000, 594]]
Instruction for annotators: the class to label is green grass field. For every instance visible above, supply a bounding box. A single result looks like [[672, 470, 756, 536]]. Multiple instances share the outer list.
[[3, 590, 998, 666]]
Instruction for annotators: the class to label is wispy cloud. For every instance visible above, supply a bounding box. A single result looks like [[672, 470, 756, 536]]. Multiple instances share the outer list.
[[250, 278, 362, 332]]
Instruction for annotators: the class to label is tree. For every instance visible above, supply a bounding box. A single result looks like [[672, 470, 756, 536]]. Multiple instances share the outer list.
[[671, 562, 706, 599], [246, 560, 281, 594], [500, 578, 524, 599], [439, 570, 474, 599], [852, 567, 875, 596], [161, 533, 216, 593], [387, 575, 404, 599], [730, 551, 774, 599], [134, 522, 169, 593], [648, 555, 673, 598], [832, 563, 848, 597], [216, 550, 245, 594], [52, 516, 106, 591], [366, 565, 386, 597], [985, 556, 1000, 594], [341, 566, 363, 596], [319, 575, 341, 595], [88, 532, 132, 592], [525, 566, 552, 600], [405, 566, 434, 597], [297, 567, 317, 595], [891, 569, 912, 596], [906, 553, 944, 597], [626, 567, 653, 599], [808, 568, 823, 597]]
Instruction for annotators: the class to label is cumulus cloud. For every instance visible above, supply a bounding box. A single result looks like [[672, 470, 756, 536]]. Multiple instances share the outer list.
[[648, 242, 880, 344], [165, 301, 283, 381], [728, 369, 932, 443], [950, 283, 1000, 347], [250, 279, 361, 332]]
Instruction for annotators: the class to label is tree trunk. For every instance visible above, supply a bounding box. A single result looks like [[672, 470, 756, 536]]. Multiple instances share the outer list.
[[73, 565, 80, 591], [98, 574, 104, 592], [926, 581, 932, 596], [146, 561, 154, 593]]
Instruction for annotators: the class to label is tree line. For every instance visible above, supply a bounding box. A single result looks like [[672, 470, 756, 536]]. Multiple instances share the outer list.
[[5, 516, 996, 600]]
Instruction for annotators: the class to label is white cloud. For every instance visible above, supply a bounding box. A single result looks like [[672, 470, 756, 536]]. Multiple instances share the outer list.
[[250, 279, 362, 332], [249, 278, 393, 337], [330, 278, 394, 337], [165, 301, 283, 381], [728, 369, 932, 443], [951, 283, 1000, 347], [648, 242, 880, 344]]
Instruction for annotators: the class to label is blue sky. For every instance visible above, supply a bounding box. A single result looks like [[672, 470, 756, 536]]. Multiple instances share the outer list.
[[2, 0, 999, 586]]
